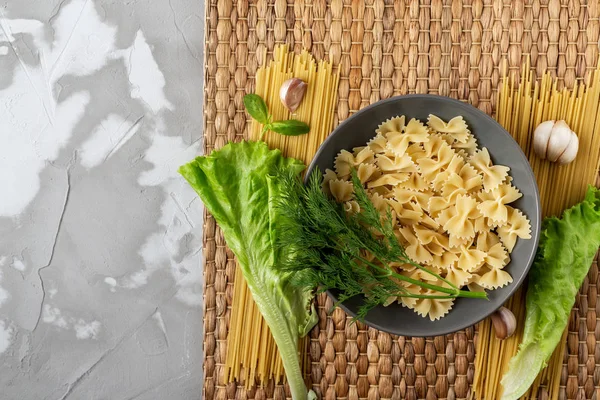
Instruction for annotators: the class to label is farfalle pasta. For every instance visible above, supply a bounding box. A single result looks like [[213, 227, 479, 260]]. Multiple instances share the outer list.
[[325, 114, 532, 320]]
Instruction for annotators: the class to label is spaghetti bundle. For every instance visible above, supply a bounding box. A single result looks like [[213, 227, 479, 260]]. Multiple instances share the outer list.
[[225, 45, 340, 387], [473, 59, 600, 399]]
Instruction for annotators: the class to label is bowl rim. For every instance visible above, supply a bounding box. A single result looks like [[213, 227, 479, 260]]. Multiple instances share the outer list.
[[305, 93, 541, 336]]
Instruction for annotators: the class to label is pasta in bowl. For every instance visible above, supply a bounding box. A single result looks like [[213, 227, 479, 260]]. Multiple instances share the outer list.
[[307, 95, 541, 336]]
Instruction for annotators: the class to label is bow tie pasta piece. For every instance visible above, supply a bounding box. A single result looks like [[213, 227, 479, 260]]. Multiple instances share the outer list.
[[428, 196, 454, 218], [392, 187, 432, 211], [444, 263, 473, 287], [433, 206, 454, 227], [397, 226, 434, 264], [406, 143, 427, 162], [443, 195, 481, 239], [422, 134, 450, 158], [456, 245, 487, 272], [376, 115, 406, 135], [375, 153, 417, 173], [449, 234, 471, 249], [386, 118, 429, 158], [386, 133, 416, 159], [388, 261, 417, 272], [396, 280, 422, 309], [357, 163, 380, 183], [458, 163, 483, 192], [334, 147, 376, 178], [470, 148, 511, 191], [413, 224, 450, 255], [497, 206, 532, 251], [442, 165, 483, 201], [481, 243, 510, 269], [402, 267, 441, 283], [404, 118, 430, 138], [368, 192, 389, 214], [353, 146, 376, 164], [368, 192, 392, 236], [382, 296, 397, 307], [475, 232, 511, 269], [467, 280, 487, 293], [412, 283, 455, 321], [434, 132, 455, 147], [427, 115, 470, 143], [329, 179, 354, 202], [367, 173, 410, 188], [399, 172, 431, 192], [369, 185, 393, 199], [475, 231, 502, 251], [389, 200, 425, 226], [441, 173, 468, 201], [322, 168, 339, 195], [334, 149, 355, 177], [432, 132, 479, 160], [389, 199, 439, 230], [423, 239, 446, 257], [474, 215, 497, 233], [343, 200, 361, 215], [477, 184, 523, 225], [417, 144, 457, 183], [367, 133, 388, 154], [474, 266, 513, 290], [430, 251, 459, 269], [420, 213, 441, 230], [452, 133, 478, 159], [431, 155, 466, 192]]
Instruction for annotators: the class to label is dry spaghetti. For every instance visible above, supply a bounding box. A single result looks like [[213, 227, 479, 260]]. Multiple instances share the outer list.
[[473, 59, 600, 400], [224, 45, 340, 388]]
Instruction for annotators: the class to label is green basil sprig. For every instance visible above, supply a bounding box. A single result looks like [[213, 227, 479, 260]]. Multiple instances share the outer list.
[[243, 94, 310, 138]]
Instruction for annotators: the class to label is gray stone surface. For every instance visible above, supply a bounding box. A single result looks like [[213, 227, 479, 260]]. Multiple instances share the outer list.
[[0, 0, 205, 398]]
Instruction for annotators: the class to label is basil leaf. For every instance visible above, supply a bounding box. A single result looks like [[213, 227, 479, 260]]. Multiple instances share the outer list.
[[270, 120, 310, 136], [243, 94, 270, 124]]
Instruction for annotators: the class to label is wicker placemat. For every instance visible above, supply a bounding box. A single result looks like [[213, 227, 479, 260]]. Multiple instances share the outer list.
[[202, 1, 600, 398]]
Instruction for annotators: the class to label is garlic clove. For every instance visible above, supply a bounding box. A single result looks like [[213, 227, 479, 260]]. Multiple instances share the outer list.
[[533, 120, 555, 160], [280, 78, 307, 112], [490, 306, 516, 340], [533, 120, 579, 165], [557, 132, 579, 165], [546, 120, 572, 162]]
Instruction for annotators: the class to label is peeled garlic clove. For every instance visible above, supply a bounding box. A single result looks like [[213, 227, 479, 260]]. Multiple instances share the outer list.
[[490, 306, 516, 340], [557, 133, 579, 165], [546, 120, 571, 162], [532, 120, 555, 160], [280, 78, 307, 112]]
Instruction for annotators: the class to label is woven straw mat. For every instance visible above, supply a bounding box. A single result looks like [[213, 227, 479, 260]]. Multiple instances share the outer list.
[[202, 0, 600, 399]]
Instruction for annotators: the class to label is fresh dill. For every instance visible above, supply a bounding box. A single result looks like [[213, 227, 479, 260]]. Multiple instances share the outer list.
[[275, 168, 487, 320]]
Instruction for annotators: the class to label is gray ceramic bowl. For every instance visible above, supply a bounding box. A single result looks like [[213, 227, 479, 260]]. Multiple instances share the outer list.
[[306, 94, 541, 337]]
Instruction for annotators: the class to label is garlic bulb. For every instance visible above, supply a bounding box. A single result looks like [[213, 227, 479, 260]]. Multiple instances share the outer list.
[[279, 78, 307, 112], [533, 120, 579, 165]]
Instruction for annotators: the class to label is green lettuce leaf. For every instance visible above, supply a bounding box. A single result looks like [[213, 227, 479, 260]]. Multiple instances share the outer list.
[[179, 141, 317, 400], [501, 186, 600, 400]]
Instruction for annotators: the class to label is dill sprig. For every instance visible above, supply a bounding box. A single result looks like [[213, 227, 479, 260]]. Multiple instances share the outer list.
[[275, 168, 487, 320]]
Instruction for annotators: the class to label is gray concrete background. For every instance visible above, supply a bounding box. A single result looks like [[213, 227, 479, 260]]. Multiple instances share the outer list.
[[0, 0, 205, 398]]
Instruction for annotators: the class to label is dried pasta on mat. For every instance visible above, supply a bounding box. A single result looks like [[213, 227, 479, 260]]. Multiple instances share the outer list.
[[225, 44, 340, 388], [474, 60, 600, 400]]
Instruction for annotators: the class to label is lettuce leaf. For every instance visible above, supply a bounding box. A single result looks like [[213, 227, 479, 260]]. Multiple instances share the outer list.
[[501, 186, 600, 399], [179, 141, 317, 400]]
